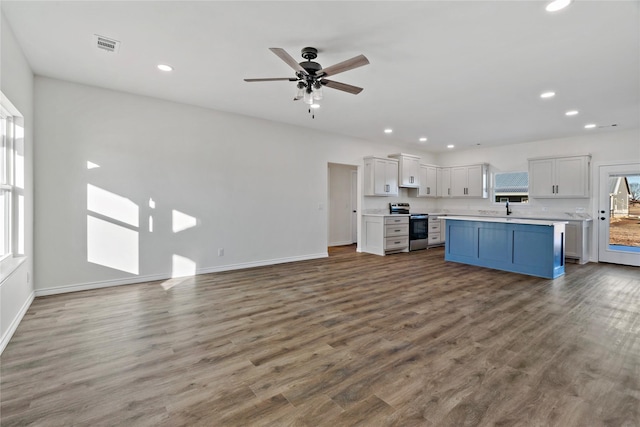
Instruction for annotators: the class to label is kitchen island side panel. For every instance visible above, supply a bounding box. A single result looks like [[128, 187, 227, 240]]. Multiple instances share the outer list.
[[445, 219, 565, 279]]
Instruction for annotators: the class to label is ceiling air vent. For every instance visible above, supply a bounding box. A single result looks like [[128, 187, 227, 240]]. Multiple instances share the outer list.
[[94, 35, 120, 53]]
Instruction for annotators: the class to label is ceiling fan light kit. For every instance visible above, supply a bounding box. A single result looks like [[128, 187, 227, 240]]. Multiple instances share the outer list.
[[245, 46, 369, 119]]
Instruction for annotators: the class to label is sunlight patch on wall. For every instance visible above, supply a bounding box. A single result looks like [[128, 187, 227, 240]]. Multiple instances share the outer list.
[[87, 216, 139, 274], [87, 184, 139, 227], [87, 161, 100, 170], [172, 209, 197, 233]]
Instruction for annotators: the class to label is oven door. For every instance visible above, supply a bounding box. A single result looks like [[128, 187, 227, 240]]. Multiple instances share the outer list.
[[409, 217, 428, 240]]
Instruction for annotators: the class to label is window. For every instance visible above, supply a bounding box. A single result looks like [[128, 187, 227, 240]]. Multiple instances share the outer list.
[[494, 171, 529, 203], [1, 94, 25, 262]]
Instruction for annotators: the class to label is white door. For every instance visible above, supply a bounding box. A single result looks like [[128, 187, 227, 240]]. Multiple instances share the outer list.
[[598, 163, 640, 266]]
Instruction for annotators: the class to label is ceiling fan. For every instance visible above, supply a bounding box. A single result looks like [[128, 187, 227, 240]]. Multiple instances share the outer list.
[[244, 47, 369, 116]]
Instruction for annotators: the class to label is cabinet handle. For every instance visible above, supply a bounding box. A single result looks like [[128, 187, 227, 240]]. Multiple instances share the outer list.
[[555, 185, 559, 194], [427, 187, 430, 194], [394, 241, 401, 244], [448, 188, 450, 195], [410, 176, 414, 183]]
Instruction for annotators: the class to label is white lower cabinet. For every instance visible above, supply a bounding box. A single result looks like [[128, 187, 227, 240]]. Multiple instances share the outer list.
[[362, 215, 409, 255], [427, 216, 445, 246], [564, 220, 591, 264]]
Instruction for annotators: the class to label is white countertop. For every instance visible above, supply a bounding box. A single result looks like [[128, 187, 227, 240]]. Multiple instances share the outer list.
[[442, 216, 568, 226], [362, 213, 410, 217], [430, 213, 592, 222]]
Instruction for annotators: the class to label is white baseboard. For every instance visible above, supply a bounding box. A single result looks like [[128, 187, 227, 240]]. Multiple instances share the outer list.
[[35, 252, 328, 297], [0, 290, 34, 355]]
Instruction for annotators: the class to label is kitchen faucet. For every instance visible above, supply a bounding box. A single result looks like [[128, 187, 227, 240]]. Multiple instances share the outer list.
[[506, 201, 512, 216]]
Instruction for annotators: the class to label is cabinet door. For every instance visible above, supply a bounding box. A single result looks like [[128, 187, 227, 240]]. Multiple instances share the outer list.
[[418, 165, 437, 197], [384, 160, 399, 195], [529, 158, 555, 198], [555, 157, 588, 197], [450, 166, 468, 197], [373, 158, 388, 195], [425, 165, 437, 197], [438, 167, 451, 197], [418, 165, 428, 196], [397, 156, 419, 187], [465, 164, 487, 198]]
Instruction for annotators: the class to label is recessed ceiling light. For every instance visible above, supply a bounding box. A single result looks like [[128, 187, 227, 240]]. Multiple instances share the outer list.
[[546, 0, 572, 12], [419, 137, 427, 142], [565, 110, 579, 116], [157, 64, 173, 72], [310, 104, 320, 109], [384, 128, 393, 134], [584, 124, 597, 129], [447, 144, 454, 149], [540, 91, 556, 99]]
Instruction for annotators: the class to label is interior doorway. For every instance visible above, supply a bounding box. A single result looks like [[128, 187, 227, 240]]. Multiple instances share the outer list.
[[597, 162, 640, 266], [328, 163, 358, 249]]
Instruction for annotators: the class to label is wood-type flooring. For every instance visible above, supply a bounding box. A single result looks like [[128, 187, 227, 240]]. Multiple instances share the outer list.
[[1, 246, 639, 426]]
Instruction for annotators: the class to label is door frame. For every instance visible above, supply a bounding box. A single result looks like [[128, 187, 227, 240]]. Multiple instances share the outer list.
[[596, 161, 640, 266], [327, 162, 359, 248]]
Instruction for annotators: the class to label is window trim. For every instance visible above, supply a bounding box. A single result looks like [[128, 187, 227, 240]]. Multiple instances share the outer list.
[[492, 170, 530, 205], [1, 91, 26, 283]]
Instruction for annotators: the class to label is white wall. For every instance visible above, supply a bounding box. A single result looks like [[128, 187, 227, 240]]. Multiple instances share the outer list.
[[0, 13, 35, 352], [34, 77, 434, 294], [434, 128, 640, 260]]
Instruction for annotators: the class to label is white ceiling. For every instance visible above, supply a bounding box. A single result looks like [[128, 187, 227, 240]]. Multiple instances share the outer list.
[[2, 1, 639, 152]]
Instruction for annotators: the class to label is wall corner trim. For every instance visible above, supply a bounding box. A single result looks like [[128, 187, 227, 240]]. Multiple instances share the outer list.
[[0, 290, 35, 355]]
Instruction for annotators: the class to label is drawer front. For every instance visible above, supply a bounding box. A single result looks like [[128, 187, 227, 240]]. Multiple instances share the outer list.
[[428, 223, 441, 233], [385, 216, 409, 225], [385, 224, 408, 237], [428, 216, 441, 223], [428, 233, 443, 243], [385, 237, 408, 250]]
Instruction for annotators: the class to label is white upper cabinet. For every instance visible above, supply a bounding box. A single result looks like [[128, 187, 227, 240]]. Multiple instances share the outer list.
[[450, 164, 488, 198], [417, 164, 438, 197], [388, 153, 420, 188], [438, 167, 451, 197], [364, 156, 399, 196], [529, 155, 590, 198]]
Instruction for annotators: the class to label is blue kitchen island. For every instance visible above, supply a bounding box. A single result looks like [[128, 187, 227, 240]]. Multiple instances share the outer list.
[[443, 216, 568, 279]]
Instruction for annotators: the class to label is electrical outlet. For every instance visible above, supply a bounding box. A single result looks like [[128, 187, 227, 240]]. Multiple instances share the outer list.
[[218, 248, 224, 257]]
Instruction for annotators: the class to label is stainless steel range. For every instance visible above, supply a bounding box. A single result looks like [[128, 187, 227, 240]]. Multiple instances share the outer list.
[[389, 203, 429, 251]]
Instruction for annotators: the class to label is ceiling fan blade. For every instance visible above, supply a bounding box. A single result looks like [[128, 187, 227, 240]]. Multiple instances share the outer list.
[[318, 54, 369, 77], [244, 77, 298, 82], [321, 79, 364, 95], [269, 48, 308, 75]]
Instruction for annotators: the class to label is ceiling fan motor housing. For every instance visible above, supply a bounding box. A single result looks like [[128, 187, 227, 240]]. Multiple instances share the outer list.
[[299, 47, 322, 78]]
